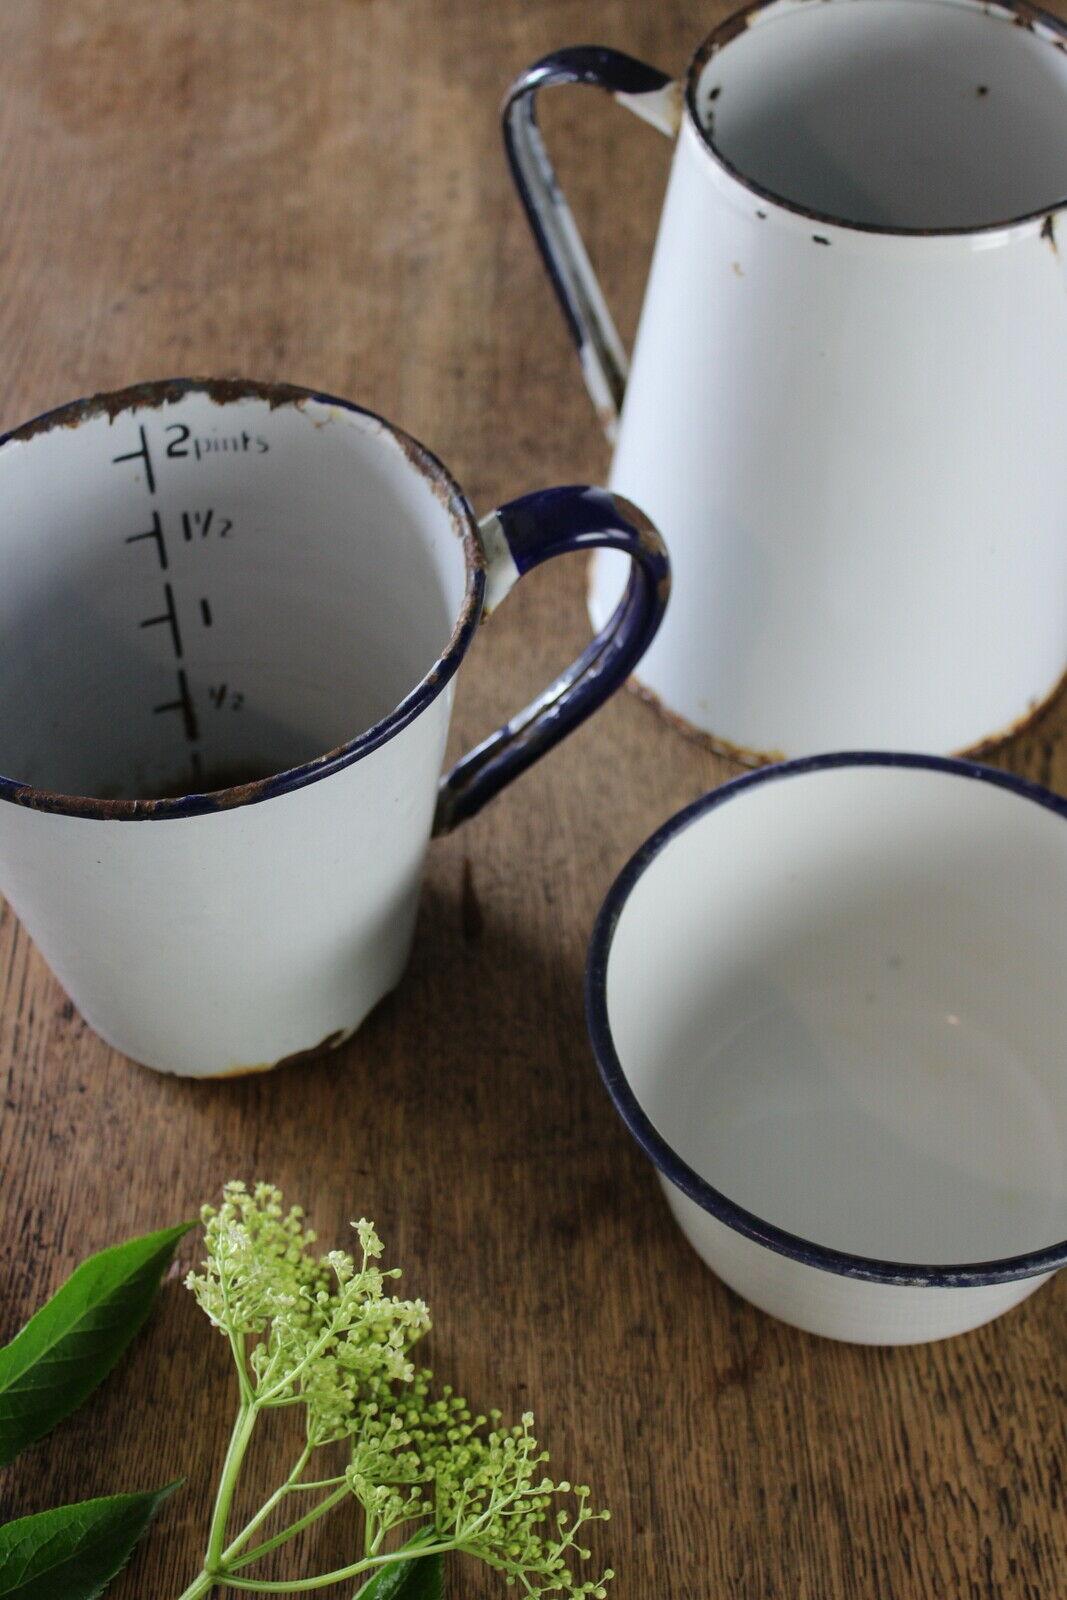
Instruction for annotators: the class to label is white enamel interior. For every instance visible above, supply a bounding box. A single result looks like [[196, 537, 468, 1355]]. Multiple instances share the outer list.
[[605, 765, 1067, 1267], [694, 0, 1067, 229], [0, 391, 469, 799]]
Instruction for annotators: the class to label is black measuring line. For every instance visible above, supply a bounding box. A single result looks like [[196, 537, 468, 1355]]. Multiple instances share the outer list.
[[125, 510, 167, 570], [153, 668, 200, 745], [140, 581, 183, 659], [111, 425, 157, 495]]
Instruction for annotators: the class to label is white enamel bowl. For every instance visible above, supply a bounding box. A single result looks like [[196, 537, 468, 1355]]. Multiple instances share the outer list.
[[586, 755, 1067, 1344]]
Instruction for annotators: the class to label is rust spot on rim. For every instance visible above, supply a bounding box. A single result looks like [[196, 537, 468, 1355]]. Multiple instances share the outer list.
[[209, 1028, 347, 1079], [960, 658, 1067, 759], [697, 5, 754, 56], [625, 660, 1067, 772], [5, 376, 314, 443], [393, 423, 487, 567], [205, 1059, 279, 1081], [627, 676, 785, 770]]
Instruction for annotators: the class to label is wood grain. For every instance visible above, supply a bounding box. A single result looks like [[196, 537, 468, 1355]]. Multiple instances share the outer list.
[[0, 2, 1065, 1596]]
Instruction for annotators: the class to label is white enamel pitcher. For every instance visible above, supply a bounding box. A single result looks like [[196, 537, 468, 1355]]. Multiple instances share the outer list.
[[506, 0, 1067, 762]]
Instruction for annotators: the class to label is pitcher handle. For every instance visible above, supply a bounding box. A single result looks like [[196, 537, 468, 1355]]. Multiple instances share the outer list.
[[434, 486, 670, 835], [502, 47, 681, 443]]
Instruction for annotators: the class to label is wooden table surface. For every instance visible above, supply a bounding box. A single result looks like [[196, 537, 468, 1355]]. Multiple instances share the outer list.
[[1, 3, 1065, 1596]]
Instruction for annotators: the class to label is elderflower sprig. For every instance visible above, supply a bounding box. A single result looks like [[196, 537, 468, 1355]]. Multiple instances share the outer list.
[[175, 1183, 612, 1600]]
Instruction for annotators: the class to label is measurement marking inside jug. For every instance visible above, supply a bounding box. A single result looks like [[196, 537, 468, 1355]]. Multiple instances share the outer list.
[[140, 581, 183, 659], [124, 510, 168, 569], [153, 667, 200, 744], [112, 432, 241, 792], [111, 424, 157, 494]]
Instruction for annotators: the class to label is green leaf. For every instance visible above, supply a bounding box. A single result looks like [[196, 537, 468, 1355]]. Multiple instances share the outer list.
[[0, 1222, 191, 1465], [0, 1484, 179, 1598], [393, 1557, 443, 1600], [357, 1544, 444, 1600]]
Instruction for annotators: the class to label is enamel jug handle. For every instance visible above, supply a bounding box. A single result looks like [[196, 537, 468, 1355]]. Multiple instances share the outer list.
[[434, 487, 669, 835], [503, 47, 680, 443]]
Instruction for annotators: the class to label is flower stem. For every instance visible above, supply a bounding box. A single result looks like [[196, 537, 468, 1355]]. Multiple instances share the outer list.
[[256, 1318, 339, 1406], [205, 1402, 259, 1571], [228, 1484, 352, 1570], [229, 1332, 254, 1406], [219, 1442, 314, 1565], [174, 1573, 216, 1600], [215, 1539, 457, 1592], [350, 1529, 441, 1598]]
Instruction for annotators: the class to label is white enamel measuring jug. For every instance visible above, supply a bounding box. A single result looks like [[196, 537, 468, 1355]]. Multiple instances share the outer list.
[[506, 0, 1067, 761], [0, 380, 668, 1077]]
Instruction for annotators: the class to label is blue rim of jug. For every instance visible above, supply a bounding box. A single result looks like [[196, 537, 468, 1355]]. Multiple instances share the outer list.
[[585, 750, 1067, 1287], [684, 0, 1067, 238], [0, 378, 486, 820]]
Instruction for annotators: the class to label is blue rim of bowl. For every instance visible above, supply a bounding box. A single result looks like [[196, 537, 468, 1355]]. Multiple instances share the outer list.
[[0, 378, 486, 820], [585, 750, 1067, 1288]]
